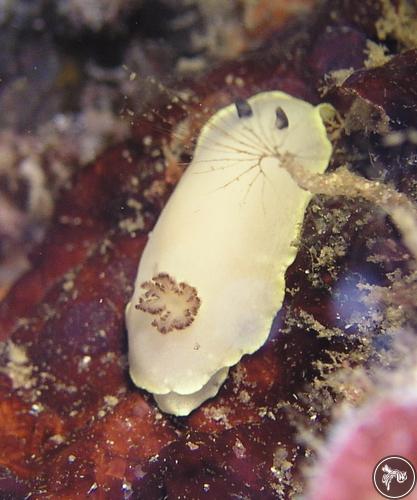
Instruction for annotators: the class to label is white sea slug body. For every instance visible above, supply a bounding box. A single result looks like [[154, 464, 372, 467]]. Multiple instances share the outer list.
[[126, 91, 333, 416]]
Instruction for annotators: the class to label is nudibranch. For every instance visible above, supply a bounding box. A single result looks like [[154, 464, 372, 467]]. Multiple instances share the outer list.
[[126, 91, 333, 416]]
